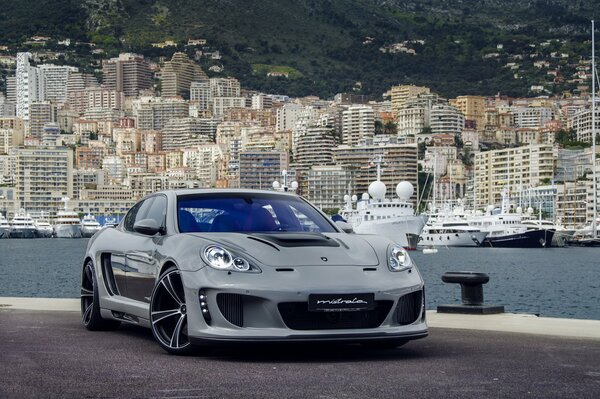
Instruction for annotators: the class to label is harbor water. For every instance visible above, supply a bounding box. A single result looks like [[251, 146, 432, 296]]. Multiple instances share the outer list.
[[0, 239, 598, 320]]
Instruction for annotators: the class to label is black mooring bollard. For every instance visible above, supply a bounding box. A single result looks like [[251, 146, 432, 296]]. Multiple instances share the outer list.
[[438, 271, 504, 314]]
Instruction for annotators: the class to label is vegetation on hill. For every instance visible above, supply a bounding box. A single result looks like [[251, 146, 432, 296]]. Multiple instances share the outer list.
[[0, 0, 599, 99]]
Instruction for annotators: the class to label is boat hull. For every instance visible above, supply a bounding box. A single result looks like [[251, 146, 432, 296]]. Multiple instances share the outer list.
[[36, 228, 54, 238], [0, 227, 11, 238], [353, 215, 427, 250], [80, 226, 101, 238], [55, 225, 82, 238], [566, 237, 600, 247], [9, 228, 38, 239], [482, 229, 554, 248], [419, 231, 488, 247]]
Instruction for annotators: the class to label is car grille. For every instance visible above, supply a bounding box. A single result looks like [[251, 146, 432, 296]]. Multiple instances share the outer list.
[[278, 301, 393, 330], [395, 290, 423, 325], [216, 293, 244, 327]]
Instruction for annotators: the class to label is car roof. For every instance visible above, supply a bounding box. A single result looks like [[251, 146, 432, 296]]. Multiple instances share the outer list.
[[157, 188, 301, 199]]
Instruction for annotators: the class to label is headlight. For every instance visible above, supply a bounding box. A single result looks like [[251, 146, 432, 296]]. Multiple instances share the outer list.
[[202, 245, 260, 273], [388, 245, 413, 272]]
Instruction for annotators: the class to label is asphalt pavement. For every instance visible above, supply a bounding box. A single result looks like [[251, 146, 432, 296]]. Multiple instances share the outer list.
[[1, 309, 599, 398]]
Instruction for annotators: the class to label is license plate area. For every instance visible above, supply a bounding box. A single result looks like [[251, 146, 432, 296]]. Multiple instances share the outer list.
[[308, 293, 374, 312]]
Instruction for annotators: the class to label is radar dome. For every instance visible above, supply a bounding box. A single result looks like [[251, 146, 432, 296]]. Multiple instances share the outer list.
[[368, 181, 387, 200], [352, 195, 358, 202], [396, 181, 414, 200], [516, 206, 523, 214], [527, 207, 534, 215], [361, 193, 369, 201]]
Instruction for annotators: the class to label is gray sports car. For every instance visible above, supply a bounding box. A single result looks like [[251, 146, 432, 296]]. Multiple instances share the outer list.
[[81, 189, 427, 354]]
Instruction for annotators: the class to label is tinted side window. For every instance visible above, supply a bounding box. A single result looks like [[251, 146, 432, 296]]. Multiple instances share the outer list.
[[123, 198, 154, 232], [144, 195, 167, 228], [123, 200, 145, 232]]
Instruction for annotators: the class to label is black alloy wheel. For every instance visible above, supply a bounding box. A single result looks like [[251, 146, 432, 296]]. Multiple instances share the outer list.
[[150, 267, 193, 355], [81, 260, 120, 330]]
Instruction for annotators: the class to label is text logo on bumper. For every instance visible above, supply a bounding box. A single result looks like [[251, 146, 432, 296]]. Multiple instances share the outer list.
[[317, 298, 368, 305], [309, 293, 375, 312]]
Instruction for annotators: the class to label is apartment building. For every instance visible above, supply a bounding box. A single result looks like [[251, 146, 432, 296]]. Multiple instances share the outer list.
[[238, 151, 288, 190], [29, 101, 57, 139], [68, 88, 125, 114], [38, 64, 78, 104], [210, 77, 241, 98], [0, 118, 25, 154], [16, 52, 39, 120], [333, 143, 418, 201], [429, 103, 464, 135], [182, 144, 223, 186], [511, 106, 555, 128], [449, 95, 486, 130], [341, 105, 375, 147], [72, 169, 105, 199], [473, 144, 555, 209], [162, 118, 213, 151], [160, 52, 208, 98], [133, 97, 189, 130], [15, 147, 73, 217], [306, 165, 354, 211], [568, 106, 600, 143], [190, 80, 211, 110], [102, 53, 152, 97], [295, 126, 335, 162], [390, 84, 430, 115], [212, 97, 248, 118]]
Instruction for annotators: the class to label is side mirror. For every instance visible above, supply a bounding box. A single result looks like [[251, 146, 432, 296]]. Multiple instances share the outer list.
[[133, 219, 163, 236], [335, 220, 354, 234]]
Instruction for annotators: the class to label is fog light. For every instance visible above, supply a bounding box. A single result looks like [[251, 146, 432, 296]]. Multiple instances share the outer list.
[[199, 290, 211, 324]]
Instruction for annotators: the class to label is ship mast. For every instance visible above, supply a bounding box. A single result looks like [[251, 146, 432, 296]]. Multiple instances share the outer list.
[[593, 20, 597, 238]]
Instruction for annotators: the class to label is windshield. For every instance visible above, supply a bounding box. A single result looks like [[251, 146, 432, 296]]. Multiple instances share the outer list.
[[177, 193, 337, 234]]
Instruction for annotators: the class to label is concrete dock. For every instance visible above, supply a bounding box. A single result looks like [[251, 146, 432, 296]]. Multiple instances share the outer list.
[[1, 297, 599, 398]]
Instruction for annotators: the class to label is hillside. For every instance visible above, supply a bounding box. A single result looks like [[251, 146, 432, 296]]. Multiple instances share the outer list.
[[0, 0, 598, 98]]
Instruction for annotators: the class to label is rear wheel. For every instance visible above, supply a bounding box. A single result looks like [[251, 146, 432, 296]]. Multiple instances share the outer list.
[[81, 260, 121, 331], [150, 267, 193, 355]]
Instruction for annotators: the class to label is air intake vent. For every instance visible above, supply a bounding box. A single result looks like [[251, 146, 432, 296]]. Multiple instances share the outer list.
[[278, 301, 393, 330], [216, 293, 244, 327], [396, 290, 423, 325]]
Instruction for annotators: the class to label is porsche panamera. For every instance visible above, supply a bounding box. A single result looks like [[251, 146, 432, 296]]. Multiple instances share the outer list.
[[81, 189, 427, 354]]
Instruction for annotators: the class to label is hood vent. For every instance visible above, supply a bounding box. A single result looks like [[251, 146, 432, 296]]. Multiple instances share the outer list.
[[250, 233, 340, 248]]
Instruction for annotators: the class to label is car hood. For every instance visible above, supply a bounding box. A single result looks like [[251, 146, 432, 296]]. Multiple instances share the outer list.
[[193, 232, 380, 267]]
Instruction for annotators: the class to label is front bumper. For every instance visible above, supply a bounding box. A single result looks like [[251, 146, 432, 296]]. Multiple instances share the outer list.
[[181, 265, 428, 343]]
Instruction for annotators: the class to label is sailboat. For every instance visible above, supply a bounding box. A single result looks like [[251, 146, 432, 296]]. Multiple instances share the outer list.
[[571, 21, 600, 246]]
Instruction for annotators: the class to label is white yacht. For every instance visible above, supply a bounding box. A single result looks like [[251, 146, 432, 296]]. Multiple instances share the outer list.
[[0, 213, 10, 238], [467, 191, 554, 248], [420, 220, 488, 247], [339, 159, 427, 250], [35, 212, 54, 238], [54, 198, 82, 238], [419, 201, 488, 247], [9, 209, 38, 238], [80, 213, 102, 237], [569, 218, 600, 246]]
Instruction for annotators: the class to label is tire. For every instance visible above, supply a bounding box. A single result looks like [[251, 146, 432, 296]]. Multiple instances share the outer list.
[[81, 260, 121, 331], [150, 266, 194, 355]]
